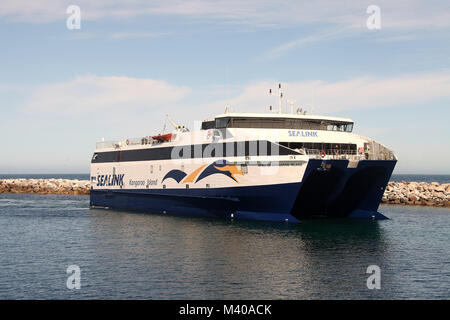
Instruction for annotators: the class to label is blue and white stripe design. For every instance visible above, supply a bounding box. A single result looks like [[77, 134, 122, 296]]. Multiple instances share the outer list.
[[90, 159, 396, 222]]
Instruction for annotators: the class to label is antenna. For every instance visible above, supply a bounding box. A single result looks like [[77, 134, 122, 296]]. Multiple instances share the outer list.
[[268, 88, 273, 112], [269, 84, 284, 113], [287, 99, 296, 114], [278, 83, 283, 114]]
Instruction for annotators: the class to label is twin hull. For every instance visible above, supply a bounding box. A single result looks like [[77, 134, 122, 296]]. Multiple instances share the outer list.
[[90, 157, 397, 222]]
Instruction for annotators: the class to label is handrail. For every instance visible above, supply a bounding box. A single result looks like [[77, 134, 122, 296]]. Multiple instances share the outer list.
[[302, 149, 366, 160], [352, 134, 397, 161], [96, 136, 160, 149]]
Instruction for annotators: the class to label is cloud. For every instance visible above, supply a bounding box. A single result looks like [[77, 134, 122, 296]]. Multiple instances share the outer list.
[[205, 70, 450, 114], [23, 75, 191, 116], [263, 27, 353, 59], [22, 70, 450, 120], [3, 1, 448, 59], [108, 32, 167, 39], [48, 32, 166, 41], [1, 0, 450, 31], [7, 70, 450, 174], [373, 34, 417, 43]]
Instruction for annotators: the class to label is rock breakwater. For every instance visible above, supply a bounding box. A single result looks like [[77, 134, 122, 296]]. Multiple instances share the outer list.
[[0, 179, 90, 195], [382, 181, 449, 207], [0, 179, 449, 207]]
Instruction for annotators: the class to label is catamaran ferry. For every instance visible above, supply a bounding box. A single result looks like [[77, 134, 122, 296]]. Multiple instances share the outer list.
[[90, 96, 397, 222]]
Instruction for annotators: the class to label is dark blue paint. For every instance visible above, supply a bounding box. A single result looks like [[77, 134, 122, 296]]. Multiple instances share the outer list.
[[161, 169, 187, 183], [90, 159, 397, 222]]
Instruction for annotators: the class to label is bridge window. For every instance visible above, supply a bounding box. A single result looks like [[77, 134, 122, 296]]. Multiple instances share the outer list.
[[212, 116, 353, 132], [215, 118, 231, 129], [327, 123, 353, 132]]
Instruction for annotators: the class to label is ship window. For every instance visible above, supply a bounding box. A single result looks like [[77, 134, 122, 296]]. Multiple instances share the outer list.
[[201, 121, 215, 130], [346, 124, 353, 132], [290, 142, 303, 149], [326, 122, 354, 132], [92, 140, 301, 163], [212, 117, 353, 131], [216, 118, 230, 129], [278, 142, 357, 153]]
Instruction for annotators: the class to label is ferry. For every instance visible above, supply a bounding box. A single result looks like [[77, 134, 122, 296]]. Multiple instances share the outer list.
[[90, 89, 397, 222]]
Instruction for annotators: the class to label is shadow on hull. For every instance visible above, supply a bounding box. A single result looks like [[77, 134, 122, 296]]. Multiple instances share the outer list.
[[291, 160, 396, 220]]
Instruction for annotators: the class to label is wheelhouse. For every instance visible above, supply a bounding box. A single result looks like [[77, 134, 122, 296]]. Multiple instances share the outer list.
[[201, 114, 354, 132]]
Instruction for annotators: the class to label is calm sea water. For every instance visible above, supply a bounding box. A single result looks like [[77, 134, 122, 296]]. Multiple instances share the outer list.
[[1, 174, 449, 184], [391, 174, 450, 184], [0, 192, 448, 300]]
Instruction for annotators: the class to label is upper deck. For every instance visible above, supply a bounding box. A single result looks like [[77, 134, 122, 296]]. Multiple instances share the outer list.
[[201, 112, 354, 132], [93, 111, 396, 161]]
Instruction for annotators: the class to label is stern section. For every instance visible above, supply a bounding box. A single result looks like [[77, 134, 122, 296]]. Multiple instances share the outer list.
[[290, 159, 396, 220]]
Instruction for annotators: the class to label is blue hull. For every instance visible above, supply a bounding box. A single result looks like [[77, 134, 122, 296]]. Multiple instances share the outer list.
[[90, 159, 397, 223]]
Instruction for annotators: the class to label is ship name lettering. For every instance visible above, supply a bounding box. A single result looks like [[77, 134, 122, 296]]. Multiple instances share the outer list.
[[288, 130, 318, 137]]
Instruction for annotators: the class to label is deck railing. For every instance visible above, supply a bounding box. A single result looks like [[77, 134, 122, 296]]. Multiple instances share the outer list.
[[352, 135, 397, 161], [298, 144, 396, 161], [302, 149, 365, 160], [96, 136, 160, 149], [96, 135, 397, 162]]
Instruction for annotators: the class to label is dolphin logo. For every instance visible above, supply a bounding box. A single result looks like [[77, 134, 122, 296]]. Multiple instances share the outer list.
[[213, 165, 244, 182], [161, 169, 187, 183], [161, 161, 244, 184], [196, 161, 244, 183]]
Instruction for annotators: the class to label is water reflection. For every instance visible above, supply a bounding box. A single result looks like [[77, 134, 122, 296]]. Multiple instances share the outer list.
[[1, 193, 447, 299], [87, 209, 389, 299]]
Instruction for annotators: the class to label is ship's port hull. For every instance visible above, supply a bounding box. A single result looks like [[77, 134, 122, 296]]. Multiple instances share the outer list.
[[90, 159, 396, 223]]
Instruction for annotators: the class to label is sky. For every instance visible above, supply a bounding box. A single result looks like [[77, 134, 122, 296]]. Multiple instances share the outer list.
[[0, 0, 449, 174]]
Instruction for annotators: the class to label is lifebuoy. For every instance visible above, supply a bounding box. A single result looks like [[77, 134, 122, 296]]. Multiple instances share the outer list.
[[126, 139, 130, 145], [320, 150, 326, 158]]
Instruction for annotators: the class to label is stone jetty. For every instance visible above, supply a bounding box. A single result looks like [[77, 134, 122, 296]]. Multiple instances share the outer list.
[[0, 179, 90, 195], [0, 179, 449, 207], [382, 181, 449, 207]]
